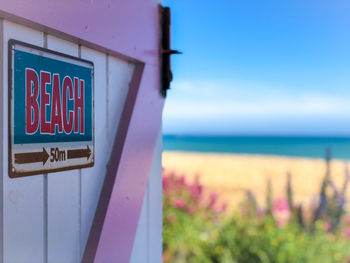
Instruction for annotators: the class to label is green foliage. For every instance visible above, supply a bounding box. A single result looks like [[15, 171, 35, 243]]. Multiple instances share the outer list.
[[163, 164, 350, 263], [206, 217, 350, 263], [163, 171, 226, 263]]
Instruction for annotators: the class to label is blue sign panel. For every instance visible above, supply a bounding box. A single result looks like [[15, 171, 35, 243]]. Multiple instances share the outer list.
[[9, 40, 94, 177]]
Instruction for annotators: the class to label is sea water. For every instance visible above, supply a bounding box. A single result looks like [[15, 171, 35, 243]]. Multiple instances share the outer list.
[[163, 135, 350, 160]]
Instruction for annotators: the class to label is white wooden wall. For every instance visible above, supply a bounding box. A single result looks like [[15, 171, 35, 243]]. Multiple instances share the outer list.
[[130, 129, 163, 263], [0, 20, 162, 263]]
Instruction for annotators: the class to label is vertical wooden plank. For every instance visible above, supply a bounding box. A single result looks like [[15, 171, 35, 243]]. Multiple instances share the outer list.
[[107, 57, 135, 157], [2, 20, 45, 263], [46, 35, 80, 263], [81, 54, 136, 262], [148, 129, 163, 263], [130, 129, 162, 263], [88, 62, 163, 263], [82, 54, 136, 262], [79, 46, 107, 258], [130, 189, 149, 263], [0, 18, 4, 263]]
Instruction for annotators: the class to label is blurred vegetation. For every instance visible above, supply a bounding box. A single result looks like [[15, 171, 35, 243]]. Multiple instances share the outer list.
[[163, 152, 350, 263]]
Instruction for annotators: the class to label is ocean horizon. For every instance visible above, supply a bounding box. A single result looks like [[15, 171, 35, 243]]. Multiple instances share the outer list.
[[163, 135, 350, 160]]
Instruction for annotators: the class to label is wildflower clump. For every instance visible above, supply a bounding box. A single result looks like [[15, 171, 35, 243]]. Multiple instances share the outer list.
[[163, 170, 227, 263], [163, 160, 350, 263]]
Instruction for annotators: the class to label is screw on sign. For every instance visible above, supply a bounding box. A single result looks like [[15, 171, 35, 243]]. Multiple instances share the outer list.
[[8, 40, 94, 178]]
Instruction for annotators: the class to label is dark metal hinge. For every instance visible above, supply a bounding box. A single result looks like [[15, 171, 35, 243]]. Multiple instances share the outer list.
[[159, 5, 181, 98]]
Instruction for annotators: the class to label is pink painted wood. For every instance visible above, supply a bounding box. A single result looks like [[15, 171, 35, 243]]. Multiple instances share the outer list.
[[84, 63, 163, 263], [0, 0, 160, 66], [0, 1, 164, 262]]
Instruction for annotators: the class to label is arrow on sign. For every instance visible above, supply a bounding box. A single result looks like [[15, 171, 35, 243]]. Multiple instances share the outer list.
[[15, 148, 49, 165], [67, 146, 91, 160]]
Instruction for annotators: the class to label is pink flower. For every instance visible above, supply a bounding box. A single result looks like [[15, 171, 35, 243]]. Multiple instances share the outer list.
[[257, 208, 265, 218], [177, 175, 186, 186], [187, 206, 196, 215], [194, 174, 200, 184], [172, 198, 186, 209], [273, 198, 291, 227], [345, 215, 350, 225], [211, 201, 228, 215], [325, 221, 332, 232], [221, 202, 228, 213], [163, 176, 169, 190], [167, 213, 176, 223], [273, 198, 290, 212], [189, 184, 203, 201], [162, 254, 169, 263], [344, 227, 350, 239], [208, 192, 219, 209]]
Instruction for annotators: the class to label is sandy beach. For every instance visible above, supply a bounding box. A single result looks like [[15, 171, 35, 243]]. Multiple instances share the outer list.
[[163, 151, 350, 211]]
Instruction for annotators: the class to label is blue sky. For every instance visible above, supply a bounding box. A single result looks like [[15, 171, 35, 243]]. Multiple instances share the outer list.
[[162, 0, 350, 136]]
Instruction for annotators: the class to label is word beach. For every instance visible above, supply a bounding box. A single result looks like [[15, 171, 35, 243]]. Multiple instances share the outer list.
[[25, 69, 85, 135]]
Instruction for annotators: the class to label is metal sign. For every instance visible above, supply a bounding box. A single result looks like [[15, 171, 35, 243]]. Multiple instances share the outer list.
[[8, 40, 94, 178]]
